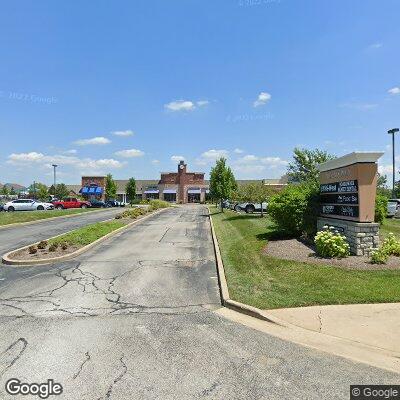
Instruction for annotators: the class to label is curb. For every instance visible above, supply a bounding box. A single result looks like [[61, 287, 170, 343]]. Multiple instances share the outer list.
[[207, 207, 287, 327], [0, 208, 113, 231], [2, 208, 169, 266]]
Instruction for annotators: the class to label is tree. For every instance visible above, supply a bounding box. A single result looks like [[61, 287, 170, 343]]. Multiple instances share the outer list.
[[125, 178, 136, 206], [55, 183, 69, 199], [209, 158, 237, 212], [28, 183, 48, 201], [9, 186, 16, 196], [237, 182, 273, 217], [1, 185, 9, 196], [377, 173, 391, 198], [105, 174, 117, 200], [287, 148, 335, 183]]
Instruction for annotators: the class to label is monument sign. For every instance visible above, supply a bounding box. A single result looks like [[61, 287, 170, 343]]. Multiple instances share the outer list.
[[317, 152, 383, 256]]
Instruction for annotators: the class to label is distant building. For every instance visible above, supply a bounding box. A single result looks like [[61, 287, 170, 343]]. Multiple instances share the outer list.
[[66, 161, 288, 204]]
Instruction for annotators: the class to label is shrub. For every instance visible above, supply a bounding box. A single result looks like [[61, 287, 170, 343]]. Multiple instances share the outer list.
[[37, 240, 48, 250], [49, 243, 58, 252], [149, 199, 171, 210], [268, 182, 319, 238], [375, 194, 388, 225], [314, 227, 350, 258], [61, 242, 68, 251], [115, 214, 123, 219], [28, 246, 38, 254], [370, 248, 389, 264]]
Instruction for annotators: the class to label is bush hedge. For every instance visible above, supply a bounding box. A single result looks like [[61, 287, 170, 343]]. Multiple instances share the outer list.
[[268, 182, 319, 238]]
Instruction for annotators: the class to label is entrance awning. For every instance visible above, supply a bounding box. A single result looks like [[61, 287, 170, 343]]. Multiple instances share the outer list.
[[80, 186, 103, 195], [188, 189, 201, 194], [163, 189, 177, 194], [144, 190, 159, 194]]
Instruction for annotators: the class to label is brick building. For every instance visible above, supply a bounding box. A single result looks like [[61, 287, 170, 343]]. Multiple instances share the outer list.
[[68, 161, 287, 204]]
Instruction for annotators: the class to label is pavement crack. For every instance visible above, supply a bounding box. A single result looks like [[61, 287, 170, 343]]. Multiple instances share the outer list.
[[318, 309, 323, 333], [103, 355, 128, 400], [73, 351, 91, 379], [158, 226, 171, 242], [0, 338, 28, 377]]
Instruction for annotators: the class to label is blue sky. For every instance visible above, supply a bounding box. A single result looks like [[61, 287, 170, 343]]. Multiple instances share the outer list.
[[1, 0, 399, 186]]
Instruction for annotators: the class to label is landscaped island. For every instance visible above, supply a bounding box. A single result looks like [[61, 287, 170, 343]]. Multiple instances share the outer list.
[[209, 206, 400, 310]]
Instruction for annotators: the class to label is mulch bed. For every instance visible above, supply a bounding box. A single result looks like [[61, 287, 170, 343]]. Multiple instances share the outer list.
[[264, 239, 400, 270]]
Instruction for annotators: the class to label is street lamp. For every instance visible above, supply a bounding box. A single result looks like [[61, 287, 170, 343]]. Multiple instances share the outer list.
[[52, 164, 58, 197], [388, 128, 399, 198]]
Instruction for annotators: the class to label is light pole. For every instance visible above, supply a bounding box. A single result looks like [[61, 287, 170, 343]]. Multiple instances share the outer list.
[[388, 128, 399, 198], [52, 164, 58, 197]]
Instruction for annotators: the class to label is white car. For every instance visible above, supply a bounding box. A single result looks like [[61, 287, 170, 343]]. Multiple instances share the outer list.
[[3, 199, 55, 212], [234, 202, 268, 213], [387, 200, 399, 218]]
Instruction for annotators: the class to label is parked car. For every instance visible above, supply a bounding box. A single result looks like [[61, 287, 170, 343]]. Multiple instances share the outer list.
[[234, 202, 268, 214], [52, 197, 91, 210], [106, 199, 125, 207], [0, 203, 4, 212], [3, 199, 54, 212], [387, 200, 399, 218], [90, 199, 108, 208]]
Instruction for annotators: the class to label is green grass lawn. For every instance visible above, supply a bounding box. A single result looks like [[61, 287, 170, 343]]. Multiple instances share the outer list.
[[0, 208, 104, 227], [209, 206, 400, 309], [380, 217, 400, 239], [49, 220, 127, 247]]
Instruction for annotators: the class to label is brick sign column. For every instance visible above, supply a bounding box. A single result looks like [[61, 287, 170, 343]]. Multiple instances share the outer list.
[[317, 152, 383, 256]]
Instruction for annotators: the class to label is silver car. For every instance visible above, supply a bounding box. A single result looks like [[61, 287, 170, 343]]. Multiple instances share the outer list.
[[3, 199, 54, 212], [387, 200, 399, 218], [234, 202, 268, 213]]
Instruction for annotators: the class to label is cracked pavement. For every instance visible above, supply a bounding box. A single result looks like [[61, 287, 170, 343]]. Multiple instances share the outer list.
[[0, 205, 398, 399]]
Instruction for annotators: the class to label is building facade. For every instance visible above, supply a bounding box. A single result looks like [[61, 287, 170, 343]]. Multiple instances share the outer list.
[[67, 161, 287, 204]]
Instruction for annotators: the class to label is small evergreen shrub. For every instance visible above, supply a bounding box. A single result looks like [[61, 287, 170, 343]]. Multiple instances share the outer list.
[[149, 199, 171, 210], [375, 194, 388, 225], [61, 242, 68, 251], [28, 246, 38, 254], [314, 227, 350, 258], [37, 240, 48, 250], [115, 214, 123, 219]]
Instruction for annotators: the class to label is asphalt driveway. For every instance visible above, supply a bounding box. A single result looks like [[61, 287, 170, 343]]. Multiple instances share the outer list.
[[0, 205, 397, 399]]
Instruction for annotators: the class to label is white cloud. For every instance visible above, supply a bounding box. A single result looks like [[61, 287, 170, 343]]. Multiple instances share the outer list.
[[388, 87, 400, 95], [234, 164, 266, 174], [196, 100, 209, 107], [201, 149, 229, 160], [151, 159, 160, 164], [171, 155, 185, 163], [74, 136, 111, 146], [232, 154, 288, 178], [64, 149, 77, 154], [253, 91, 271, 107], [7, 152, 124, 174], [114, 148, 144, 158], [260, 157, 289, 168], [165, 100, 195, 112], [234, 148, 244, 154], [112, 130, 134, 137], [368, 43, 383, 50], [340, 102, 378, 111], [378, 164, 393, 176]]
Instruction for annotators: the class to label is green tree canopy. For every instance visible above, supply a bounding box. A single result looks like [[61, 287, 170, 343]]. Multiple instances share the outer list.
[[125, 178, 136, 206], [287, 148, 335, 183], [105, 174, 117, 200], [209, 158, 237, 212], [1, 185, 9, 196], [28, 183, 48, 201], [9, 186, 16, 196], [55, 183, 69, 199]]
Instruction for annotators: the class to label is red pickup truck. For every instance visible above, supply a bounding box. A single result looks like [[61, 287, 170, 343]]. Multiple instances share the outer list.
[[52, 197, 91, 210]]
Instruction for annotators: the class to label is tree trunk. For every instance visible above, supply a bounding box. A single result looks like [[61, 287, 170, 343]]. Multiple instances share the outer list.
[[220, 199, 224, 212]]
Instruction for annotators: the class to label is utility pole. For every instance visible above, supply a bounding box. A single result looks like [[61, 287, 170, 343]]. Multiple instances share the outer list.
[[52, 164, 58, 197], [388, 128, 399, 198]]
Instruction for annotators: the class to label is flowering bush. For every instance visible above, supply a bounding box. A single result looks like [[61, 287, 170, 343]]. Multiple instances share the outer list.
[[370, 233, 400, 264], [314, 226, 350, 258]]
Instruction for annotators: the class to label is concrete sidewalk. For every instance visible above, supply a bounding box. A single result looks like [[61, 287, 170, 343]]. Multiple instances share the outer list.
[[268, 303, 400, 354]]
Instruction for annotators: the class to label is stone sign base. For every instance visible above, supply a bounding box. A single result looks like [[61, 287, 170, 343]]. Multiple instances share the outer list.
[[317, 217, 379, 256]]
